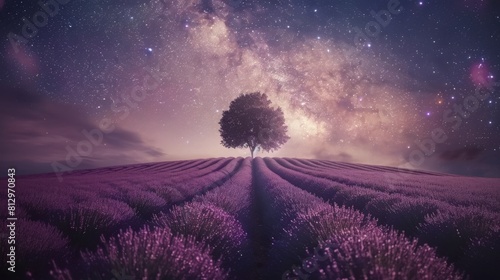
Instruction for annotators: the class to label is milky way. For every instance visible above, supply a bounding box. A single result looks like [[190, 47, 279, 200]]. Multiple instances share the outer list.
[[0, 0, 499, 177]]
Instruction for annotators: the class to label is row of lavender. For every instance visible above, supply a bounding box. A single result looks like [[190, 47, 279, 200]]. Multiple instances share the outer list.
[[50, 157, 255, 279], [1, 157, 244, 278], [253, 158, 462, 279], [264, 157, 500, 279], [289, 158, 500, 211]]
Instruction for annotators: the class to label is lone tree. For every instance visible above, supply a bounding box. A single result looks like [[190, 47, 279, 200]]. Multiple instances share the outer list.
[[219, 92, 290, 158]]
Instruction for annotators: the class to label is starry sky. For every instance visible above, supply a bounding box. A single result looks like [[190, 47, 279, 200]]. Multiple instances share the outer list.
[[0, 0, 499, 177]]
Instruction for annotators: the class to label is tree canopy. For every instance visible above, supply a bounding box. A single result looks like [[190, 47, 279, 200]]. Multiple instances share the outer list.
[[219, 92, 290, 157]]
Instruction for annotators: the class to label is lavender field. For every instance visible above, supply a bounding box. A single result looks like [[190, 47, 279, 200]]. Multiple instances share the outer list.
[[2, 157, 499, 280]]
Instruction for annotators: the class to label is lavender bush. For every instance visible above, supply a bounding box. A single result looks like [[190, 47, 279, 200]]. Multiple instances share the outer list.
[[0, 219, 69, 277], [296, 227, 463, 280], [20, 192, 74, 222], [53, 198, 135, 248], [270, 203, 377, 278], [153, 202, 248, 263], [152, 186, 185, 204], [123, 189, 166, 219], [386, 197, 445, 235], [52, 226, 228, 280], [418, 206, 500, 263], [364, 193, 402, 224]]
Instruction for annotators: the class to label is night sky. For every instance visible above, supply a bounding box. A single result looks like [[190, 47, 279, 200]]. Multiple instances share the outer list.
[[0, 0, 499, 177]]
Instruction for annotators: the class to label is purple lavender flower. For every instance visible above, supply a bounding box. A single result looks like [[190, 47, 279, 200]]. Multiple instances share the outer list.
[[296, 227, 462, 280], [153, 202, 247, 262], [52, 226, 228, 280]]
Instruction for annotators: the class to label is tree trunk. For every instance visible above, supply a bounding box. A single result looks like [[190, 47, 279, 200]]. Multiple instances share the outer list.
[[250, 145, 258, 158]]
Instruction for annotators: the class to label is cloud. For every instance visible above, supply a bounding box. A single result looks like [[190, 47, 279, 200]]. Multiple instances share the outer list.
[[311, 147, 354, 162], [0, 85, 165, 175], [411, 145, 500, 177], [439, 146, 484, 161]]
